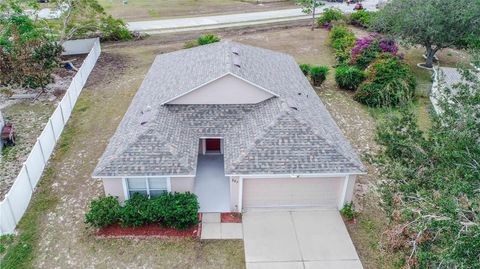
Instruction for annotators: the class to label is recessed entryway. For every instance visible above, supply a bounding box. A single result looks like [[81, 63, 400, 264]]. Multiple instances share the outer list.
[[194, 154, 230, 212], [199, 138, 223, 155]]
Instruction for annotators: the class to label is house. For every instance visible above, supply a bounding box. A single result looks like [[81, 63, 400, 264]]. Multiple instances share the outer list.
[[92, 41, 364, 212]]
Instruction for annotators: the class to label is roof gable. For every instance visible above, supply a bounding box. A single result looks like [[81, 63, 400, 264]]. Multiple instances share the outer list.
[[165, 73, 276, 104]]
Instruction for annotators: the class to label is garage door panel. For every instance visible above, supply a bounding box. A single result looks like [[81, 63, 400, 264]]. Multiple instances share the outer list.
[[243, 177, 342, 209]]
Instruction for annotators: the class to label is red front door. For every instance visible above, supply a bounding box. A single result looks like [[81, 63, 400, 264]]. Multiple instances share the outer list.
[[205, 139, 221, 152]]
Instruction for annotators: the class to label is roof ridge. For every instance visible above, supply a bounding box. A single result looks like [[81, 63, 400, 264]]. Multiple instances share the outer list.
[[228, 107, 291, 170], [93, 111, 195, 177], [289, 112, 364, 171]]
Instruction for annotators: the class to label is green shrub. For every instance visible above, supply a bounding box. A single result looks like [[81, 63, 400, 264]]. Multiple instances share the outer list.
[[329, 25, 353, 42], [158, 192, 199, 230], [335, 65, 365, 90], [119, 193, 150, 227], [349, 10, 374, 28], [309, 66, 329, 86], [99, 15, 133, 41], [355, 54, 416, 107], [329, 25, 357, 64], [317, 8, 344, 26], [85, 196, 121, 228], [197, 33, 221, 45], [299, 63, 312, 76], [85, 192, 199, 230], [340, 202, 357, 221], [184, 40, 199, 49]]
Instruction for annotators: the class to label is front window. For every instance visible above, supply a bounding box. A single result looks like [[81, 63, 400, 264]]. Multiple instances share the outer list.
[[126, 177, 169, 198]]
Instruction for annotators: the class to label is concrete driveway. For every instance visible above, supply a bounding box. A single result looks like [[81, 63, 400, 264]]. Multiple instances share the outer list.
[[242, 209, 363, 269]]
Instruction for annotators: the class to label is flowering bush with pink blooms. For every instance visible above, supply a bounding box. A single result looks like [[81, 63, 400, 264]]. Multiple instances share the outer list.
[[354, 54, 416, 107], [351, 34, 401, 69]]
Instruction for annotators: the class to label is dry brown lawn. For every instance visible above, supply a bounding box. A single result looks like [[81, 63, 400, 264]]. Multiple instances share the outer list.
[[99, 0, 296, 21]]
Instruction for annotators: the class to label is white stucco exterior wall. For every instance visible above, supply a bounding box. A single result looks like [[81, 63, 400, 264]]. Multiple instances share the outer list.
[[229, 176, 241, 212], [167, 74, 274, 104], [102, 177, 195, 203], [102, 178, 126, 202], [170, 177, 195, 193], [344, 175, 357, 204]]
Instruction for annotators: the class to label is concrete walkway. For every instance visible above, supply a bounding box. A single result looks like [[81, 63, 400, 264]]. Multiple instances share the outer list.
[[201, 213, 243, 239], [128, 0, 380, 34], [243, 209, 363, 269], [194, 155, 230, 212]]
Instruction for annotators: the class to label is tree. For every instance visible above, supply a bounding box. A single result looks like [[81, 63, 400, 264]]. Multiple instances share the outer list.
[[296, 0, 323, 30], [376, 53, 480, 267], [370, 0, 480, 68], [48, 0, 132, 42], [0, 1, 62, 91]]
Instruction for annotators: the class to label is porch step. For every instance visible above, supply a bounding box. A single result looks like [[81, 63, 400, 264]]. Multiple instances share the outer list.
[[202, 213, 221, 223]]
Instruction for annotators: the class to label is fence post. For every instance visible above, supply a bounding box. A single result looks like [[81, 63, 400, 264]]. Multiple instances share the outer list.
[[77, 65, 84, 88], [37, 138, 47, 165], [5, 195, 17, 225], [24, 164, 35, 191], [49, 119, 57, 141], [67, 89, 73, 110], [59, 105, 66, 125]]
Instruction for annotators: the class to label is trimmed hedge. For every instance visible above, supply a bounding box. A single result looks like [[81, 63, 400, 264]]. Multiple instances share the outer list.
[[85, 196, 121, 228], [158, 192, 200, 229], [119, 193, 151, 227], [309, 66, 329, 86], [335, 65, 365, 90], [354, 54, 416, 107], [85, 192, 200, 230]]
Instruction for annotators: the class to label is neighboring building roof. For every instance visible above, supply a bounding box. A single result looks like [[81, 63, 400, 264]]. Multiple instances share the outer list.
[[93, 41, 364, 177], [431, 66, 479, 114]]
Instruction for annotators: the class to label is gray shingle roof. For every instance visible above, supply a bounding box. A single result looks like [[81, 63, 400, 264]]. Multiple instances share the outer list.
[[93, 41, 364, 177]]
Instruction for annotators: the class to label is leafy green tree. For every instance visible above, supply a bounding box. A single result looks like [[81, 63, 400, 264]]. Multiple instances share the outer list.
[[370, 0, 480, 68], [50, 0, 132, 42], [376, 54, 480, 267], [296, 0, 324, 30], [0, 1, 62, 90]]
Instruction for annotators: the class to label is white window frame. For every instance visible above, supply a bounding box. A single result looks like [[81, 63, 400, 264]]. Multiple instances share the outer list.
[[123, 177, 171, 199]]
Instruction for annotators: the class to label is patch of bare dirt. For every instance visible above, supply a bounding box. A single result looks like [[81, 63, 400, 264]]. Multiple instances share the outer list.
[[0, 54, 88, 199], [0, 101, 55, 200]]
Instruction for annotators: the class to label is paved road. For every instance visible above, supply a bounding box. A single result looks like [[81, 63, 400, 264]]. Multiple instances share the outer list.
[[128, 0, 380, 34], [243, 209, 363, 269]]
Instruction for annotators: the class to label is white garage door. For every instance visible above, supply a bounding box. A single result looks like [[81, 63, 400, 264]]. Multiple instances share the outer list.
[[243, 177, 343, 209]]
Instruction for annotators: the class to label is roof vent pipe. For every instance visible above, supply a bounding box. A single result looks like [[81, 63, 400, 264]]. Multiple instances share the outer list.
[[231, 47, 240, 55], [233, 55, 241, 68]]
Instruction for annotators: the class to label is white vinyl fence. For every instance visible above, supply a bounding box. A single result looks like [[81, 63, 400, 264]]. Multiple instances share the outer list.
[[0, 38, 101, 234]]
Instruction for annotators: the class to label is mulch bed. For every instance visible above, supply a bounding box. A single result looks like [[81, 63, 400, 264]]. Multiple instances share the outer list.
[[221, 212, 242, 223], [95, 213, 203, 238]]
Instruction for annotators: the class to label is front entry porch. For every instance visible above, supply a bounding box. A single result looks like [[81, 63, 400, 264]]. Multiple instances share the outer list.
[[194, 154, 230, 212]]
